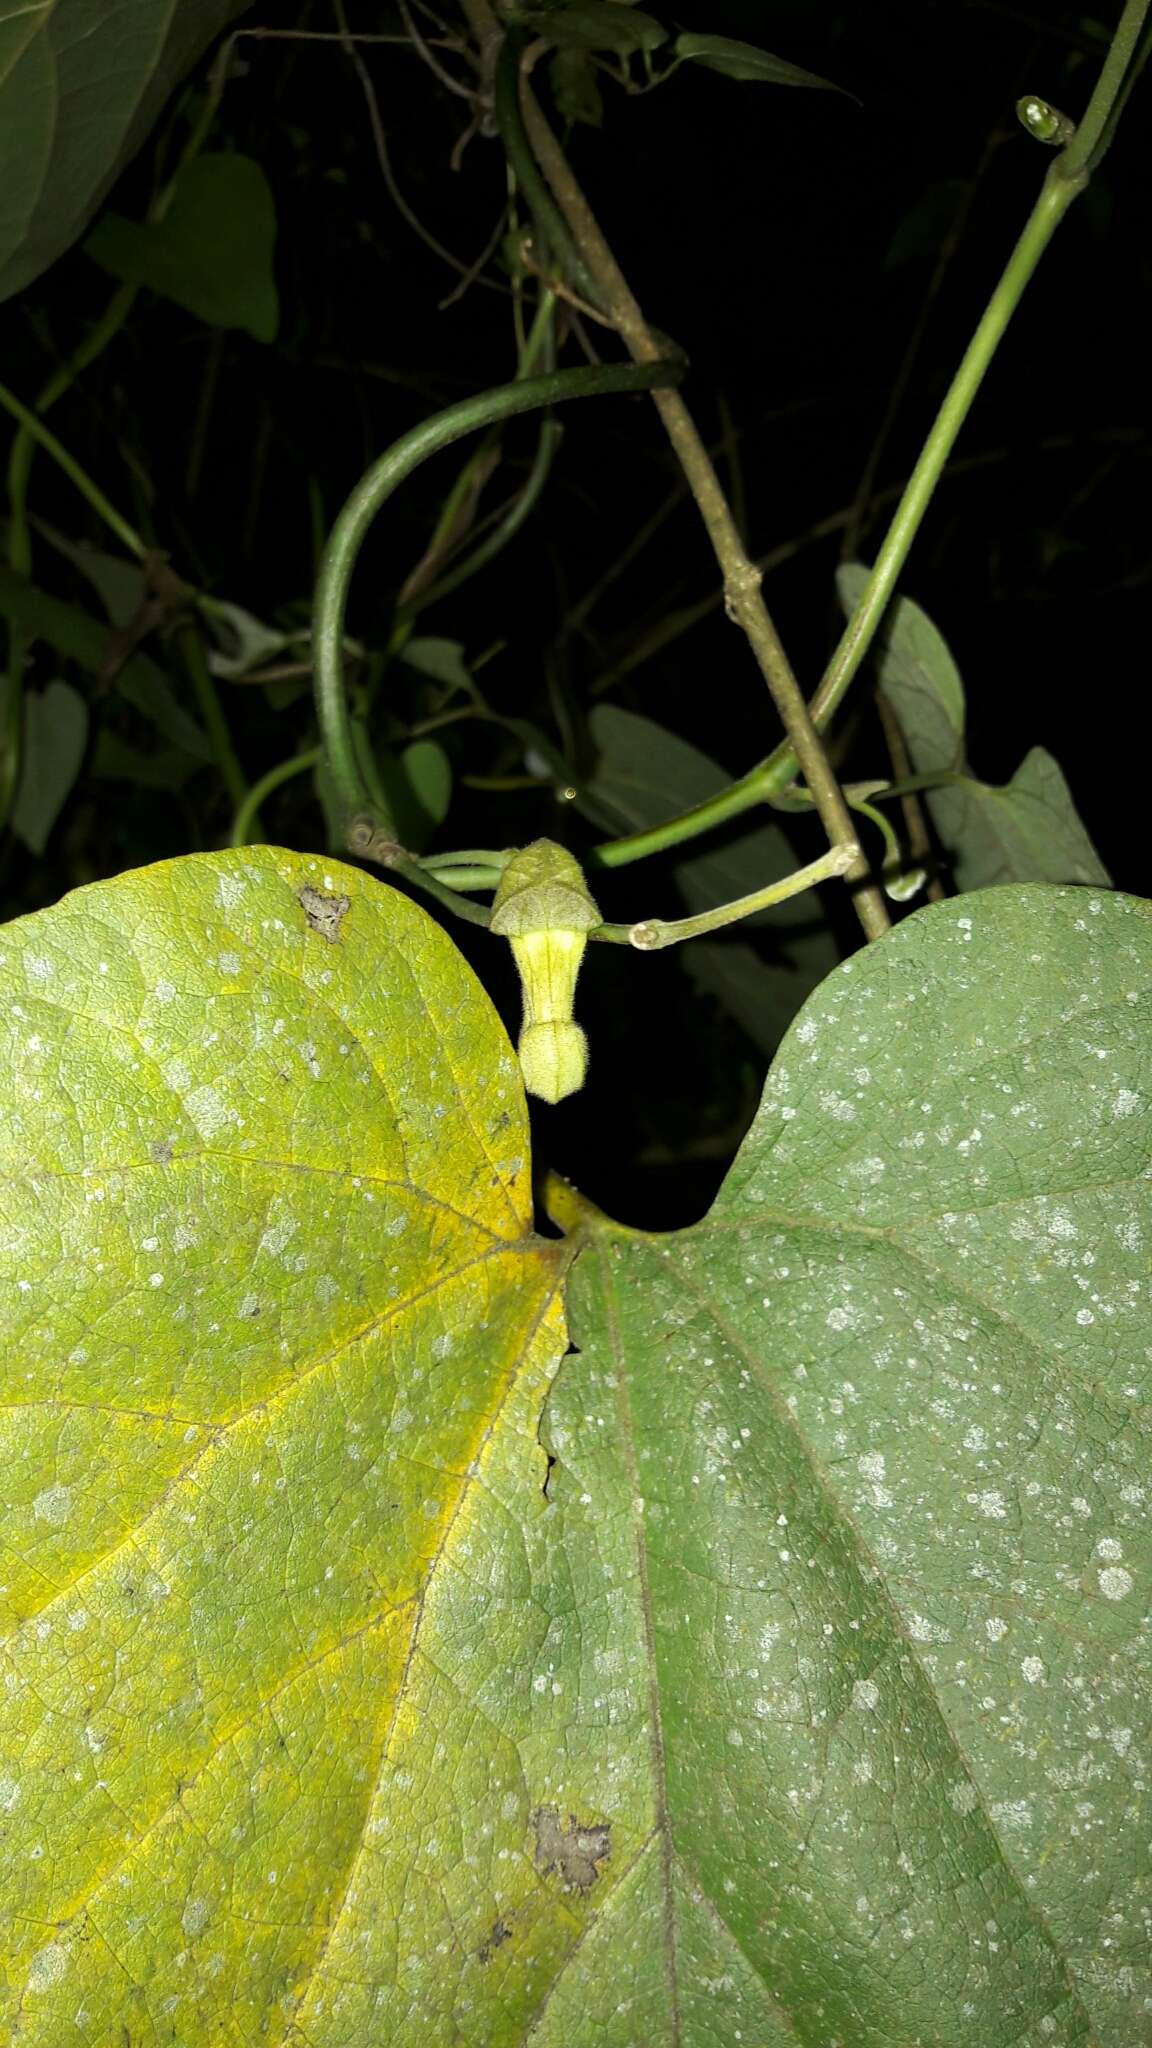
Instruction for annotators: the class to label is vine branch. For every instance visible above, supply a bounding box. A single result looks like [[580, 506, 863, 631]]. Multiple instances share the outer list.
[[513, 50, 889, 942]]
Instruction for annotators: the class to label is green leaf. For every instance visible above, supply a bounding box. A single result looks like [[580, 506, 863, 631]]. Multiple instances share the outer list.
[[0, 0, 250, 305], [202, 597, 291, 677], [116, 658, 215, 760], [3, 869, 1148, 2038], [85, 154, 280, 342], [0, 564, 212, 762], [401, 738, 452, 826], [33, 525, 149, 627], [548, 882, 1152, 2041], [933, 746, 1112, 893], [399, 635, 476, 694], [837, 564, 1109, 891], [378, 738, 454, 850], [550, 45, 605, 126], [518, 3, 669, 55], [674, 31, 850, 92], [9, 678, 88, 853], [580, 706, 841, 1052]]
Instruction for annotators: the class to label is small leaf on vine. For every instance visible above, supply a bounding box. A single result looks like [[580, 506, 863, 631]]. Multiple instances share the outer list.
[[673, 33, 854, 96]]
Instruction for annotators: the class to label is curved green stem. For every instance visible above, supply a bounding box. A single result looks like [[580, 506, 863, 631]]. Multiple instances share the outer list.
[[1059, 0, 1150, 178], [0, 380, 147, 561], [494, 32, 605, 310], [5, 286, 139, 580], [175, 623, 252, 820], [412, 410, 561, 613], [231, 746, 321, 846], [312, 357, 685, 841], [402, 288, 559, 617]]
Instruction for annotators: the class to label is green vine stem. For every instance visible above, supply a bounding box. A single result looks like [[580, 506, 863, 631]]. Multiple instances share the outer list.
[[583, 0, 1149, 877], [174, 623, 253, 820], [230, 746, 321, 846], [0, 382, 148, 563], [397, 286, 559, 619], [311, 359, 685, 896], [5, 285, 139, 584], [593, 841, 860, 948]]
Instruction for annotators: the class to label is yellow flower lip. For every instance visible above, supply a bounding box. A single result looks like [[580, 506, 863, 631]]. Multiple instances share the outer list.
[[490, 842, 600, 1103]]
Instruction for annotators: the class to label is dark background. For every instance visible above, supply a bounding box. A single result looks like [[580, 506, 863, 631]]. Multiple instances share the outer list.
[[2, 0, 1147, 1226]]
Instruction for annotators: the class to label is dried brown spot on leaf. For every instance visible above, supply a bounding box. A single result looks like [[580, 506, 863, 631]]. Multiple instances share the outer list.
[[532, 1806, 611, 1892], [477, 1916, 512, 1963], [297, 886, 350, 941]]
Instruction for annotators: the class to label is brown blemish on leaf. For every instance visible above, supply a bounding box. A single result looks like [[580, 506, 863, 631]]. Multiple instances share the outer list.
[[532, 1806, 611, 1893], [477, 1916, 512, 1963], [297, 886, 350, 942]]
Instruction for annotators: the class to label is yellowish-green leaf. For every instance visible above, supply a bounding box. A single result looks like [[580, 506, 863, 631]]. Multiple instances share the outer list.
[[0, 846, 578, 2043]]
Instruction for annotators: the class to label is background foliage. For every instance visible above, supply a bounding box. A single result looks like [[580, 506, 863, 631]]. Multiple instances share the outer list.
[[1, 0, 1147, 1225]]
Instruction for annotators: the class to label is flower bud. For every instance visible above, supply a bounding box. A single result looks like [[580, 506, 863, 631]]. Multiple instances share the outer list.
[[490, 841, 600, 1103]]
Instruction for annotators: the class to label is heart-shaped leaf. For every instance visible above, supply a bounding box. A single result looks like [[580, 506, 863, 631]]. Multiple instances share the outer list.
[[85, 154, 279, 342], [3, 865, 1147, 2040], [0, 0, 249, 304]]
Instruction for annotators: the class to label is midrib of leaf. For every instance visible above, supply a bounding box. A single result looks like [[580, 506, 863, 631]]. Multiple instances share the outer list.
[[595, 1243, 682, 2043], [525, 1239, 808, 2048], [9, 1150, 513, 1249], [282, 1261, 570, 2041], [659, 1230, 1097, 2033]]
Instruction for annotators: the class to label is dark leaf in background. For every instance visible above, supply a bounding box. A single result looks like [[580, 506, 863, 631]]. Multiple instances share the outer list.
[[10, 679, 88, 853], [580, 706, 842, 1054], [0, 0, 250, 304], [838, 565, 1110, 890], [85, 154, 278, 342]]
